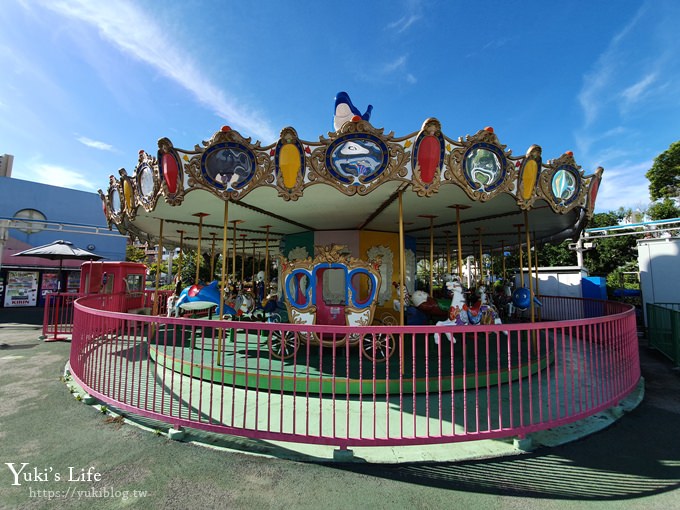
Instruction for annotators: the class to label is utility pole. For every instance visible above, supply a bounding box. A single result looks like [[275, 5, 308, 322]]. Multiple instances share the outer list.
[[569, 238, 596, 270]]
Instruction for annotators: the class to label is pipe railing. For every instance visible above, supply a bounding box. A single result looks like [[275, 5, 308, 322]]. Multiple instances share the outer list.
[[68, 295, 640, 448]]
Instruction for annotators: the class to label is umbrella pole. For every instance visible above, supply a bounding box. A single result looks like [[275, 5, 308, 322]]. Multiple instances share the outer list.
[[52, 259, 64, 341]]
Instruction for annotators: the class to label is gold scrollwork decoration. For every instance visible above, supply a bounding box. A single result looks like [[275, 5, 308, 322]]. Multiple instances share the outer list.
[[444, 128, 516, 202], [134, 150, 161, 212], [157, 137, 185, 206], [516, 144, 543, 210], [273, 127, 306, 201], [538, 151, 588, 213], [411, 118, 444, 197]]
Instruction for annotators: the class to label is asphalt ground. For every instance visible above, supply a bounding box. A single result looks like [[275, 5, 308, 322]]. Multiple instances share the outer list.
[[1, 307, 680, 509]]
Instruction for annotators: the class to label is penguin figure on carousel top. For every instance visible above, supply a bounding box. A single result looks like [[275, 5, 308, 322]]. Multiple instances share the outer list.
[[333, 91, 373, 131]]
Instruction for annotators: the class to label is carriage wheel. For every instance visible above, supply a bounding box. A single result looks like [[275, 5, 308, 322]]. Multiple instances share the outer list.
[[361, 332, 395, 362], [268, 330, 299, 360]]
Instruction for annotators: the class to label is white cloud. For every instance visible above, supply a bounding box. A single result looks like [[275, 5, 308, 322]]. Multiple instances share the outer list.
[[17, 163, 98, 191], [40, 0, 276, 141], [593, 160, 651, 212], [373, 55, 417, 85], [620, 72, 657, 107], [382, 55, 408, 74], [386, 14, 422, 33], [77, 136, 114, 151]]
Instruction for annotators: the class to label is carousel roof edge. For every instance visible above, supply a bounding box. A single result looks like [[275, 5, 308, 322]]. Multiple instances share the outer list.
[[100, 121, 604, 230]]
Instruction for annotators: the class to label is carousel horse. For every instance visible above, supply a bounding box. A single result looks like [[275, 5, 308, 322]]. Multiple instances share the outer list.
[[392, 283, 448, 325], [434, 277, 503, 345]]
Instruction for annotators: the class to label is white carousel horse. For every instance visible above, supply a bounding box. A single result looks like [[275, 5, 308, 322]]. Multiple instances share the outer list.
[[393, 283, 447, 325], [434, 277, 504, 344]]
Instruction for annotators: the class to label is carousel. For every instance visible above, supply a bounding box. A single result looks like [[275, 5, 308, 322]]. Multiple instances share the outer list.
[[98, 92, 604, 395]]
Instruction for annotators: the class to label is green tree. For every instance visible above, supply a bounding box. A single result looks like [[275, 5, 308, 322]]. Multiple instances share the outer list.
[[537, 239, 576, 267], [646, 140, 680, 201], [647, 197, 680, 220], [126, 244, 147, 263], [583, 211, 638, 277], [179, 249, 217, 285]]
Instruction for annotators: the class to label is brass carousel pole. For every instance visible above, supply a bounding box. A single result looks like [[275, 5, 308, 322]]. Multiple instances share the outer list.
[[209, 232, 217, 281], [515, 224, 524, 287], [449, 204, 468, 279], [524, 211, 537, 352], [500, 239, 506, 281], [262, 225, 271, 286], [152, 219, 164, 316], [218, 201, 229, 366], [524, 211, 535, 324], [240, 234, 247, 285], [193, 213, 208, 285], [177, 229, 185, 280], [477, 227, 483, 285], [420, 215, 436, 296], [533, 231, 541, 321], [251, 241, 256, 280], [398, 189, 405, 374], [230, 220, 242, 284], [445, 230, 452, 276]]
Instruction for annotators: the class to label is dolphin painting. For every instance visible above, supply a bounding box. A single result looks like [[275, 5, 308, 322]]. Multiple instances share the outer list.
[[331, 140, 382, 179]]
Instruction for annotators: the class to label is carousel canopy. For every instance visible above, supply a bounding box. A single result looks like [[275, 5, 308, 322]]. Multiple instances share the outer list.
[[100, 97, 603, 261]]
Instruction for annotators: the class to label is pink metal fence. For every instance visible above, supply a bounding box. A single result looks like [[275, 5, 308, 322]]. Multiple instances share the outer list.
[[43, 289, 172, 341], [68, 295, 640, 448]]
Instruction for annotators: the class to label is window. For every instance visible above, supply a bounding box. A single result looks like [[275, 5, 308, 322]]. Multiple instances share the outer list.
[[13, 209, 47, 234]]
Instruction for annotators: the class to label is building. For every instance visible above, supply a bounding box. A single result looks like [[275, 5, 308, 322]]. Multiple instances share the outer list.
[[0, 154, 14, 177], [0, 173, 127, 308]]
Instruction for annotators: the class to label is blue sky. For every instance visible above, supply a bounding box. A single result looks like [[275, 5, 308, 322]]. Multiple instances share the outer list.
[[1, 0, 679, 214]]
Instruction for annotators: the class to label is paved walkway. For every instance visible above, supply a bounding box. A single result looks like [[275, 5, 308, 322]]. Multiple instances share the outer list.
[[1, 307, 680, 509]]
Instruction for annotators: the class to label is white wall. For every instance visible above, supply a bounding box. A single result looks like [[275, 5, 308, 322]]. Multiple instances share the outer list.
[[638, 237, 680, 325], [516, 266, 587, 298]]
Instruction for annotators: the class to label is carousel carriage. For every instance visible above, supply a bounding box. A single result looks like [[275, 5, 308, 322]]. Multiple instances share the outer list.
[[268, 244, 395, 362]]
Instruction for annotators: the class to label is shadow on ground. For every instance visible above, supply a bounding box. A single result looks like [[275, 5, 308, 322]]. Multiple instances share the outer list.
[[334, 347, 680, 502]]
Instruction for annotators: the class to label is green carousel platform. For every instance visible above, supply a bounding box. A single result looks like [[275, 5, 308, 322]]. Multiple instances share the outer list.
[[148, 324, 551, 395]]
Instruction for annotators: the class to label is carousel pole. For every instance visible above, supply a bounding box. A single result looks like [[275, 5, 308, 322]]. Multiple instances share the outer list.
[[240, 234, 247, 285], [533, 231, 541, 321], [218, 201, 229, 366], [419, 215, 436, 296], [230, 220, 242, 284], [430, 217, 434, 295], [252, 241, 256, 279], [444, 230, 452, 276], [448, 204, 468, 279], [193, 213, 208, 285], [262, 225, 272, 286], [152, 219, 164, 316], [500, 239, 506, 281], [209, 232, 217, 281], [515, 223, 524, 287], [176, 229, 185, 283], [456, 207, 463, 278], [524, 211, 535, 324], [476, 227, 483, 285], [398, 190, 405, 374]]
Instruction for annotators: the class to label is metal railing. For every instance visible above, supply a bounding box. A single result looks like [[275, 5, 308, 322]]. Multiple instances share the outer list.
[[647, 303, 680, 366], [69, 295, 640, 448], [43, 289, 172, 341]]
